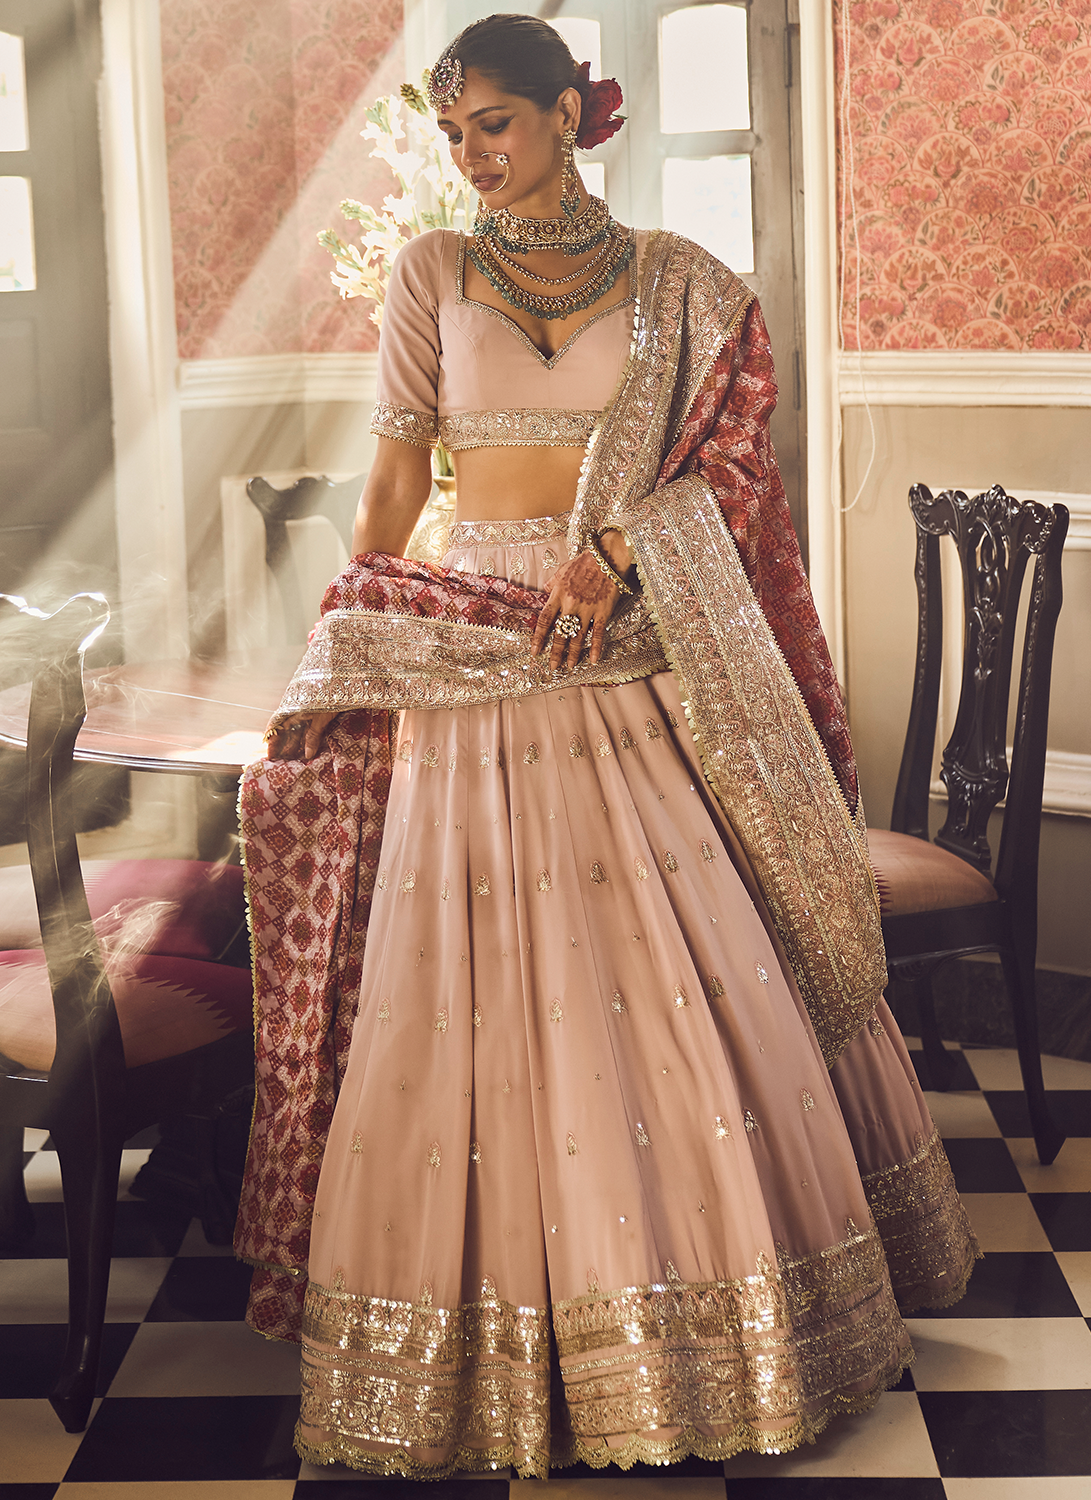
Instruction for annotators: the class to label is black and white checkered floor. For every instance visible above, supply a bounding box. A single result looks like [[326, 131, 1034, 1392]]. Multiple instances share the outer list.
[[3, 1039, 1091, 1498]]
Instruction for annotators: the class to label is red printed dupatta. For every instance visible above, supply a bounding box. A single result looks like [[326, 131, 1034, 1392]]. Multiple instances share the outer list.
[[234, 233, 885, 1342]]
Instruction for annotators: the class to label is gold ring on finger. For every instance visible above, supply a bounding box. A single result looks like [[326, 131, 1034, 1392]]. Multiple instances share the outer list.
[[553, 613, 582, 639]]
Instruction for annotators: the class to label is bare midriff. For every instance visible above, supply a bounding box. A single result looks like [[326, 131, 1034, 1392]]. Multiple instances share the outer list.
[[451, 445, 587, 522]]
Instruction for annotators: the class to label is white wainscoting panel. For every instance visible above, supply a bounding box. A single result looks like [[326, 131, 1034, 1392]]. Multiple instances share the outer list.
[[181, 353, 378, 410], [838, 351, 1091, 407]]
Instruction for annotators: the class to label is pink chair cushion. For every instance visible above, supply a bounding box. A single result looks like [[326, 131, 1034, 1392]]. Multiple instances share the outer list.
[[867, 827, 999, 917], [0, 949, 253, 1072], [0, 860, 246, 963]]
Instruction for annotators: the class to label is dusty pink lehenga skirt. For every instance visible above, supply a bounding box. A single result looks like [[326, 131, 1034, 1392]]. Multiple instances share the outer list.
[[297, 513, 978, 1477]]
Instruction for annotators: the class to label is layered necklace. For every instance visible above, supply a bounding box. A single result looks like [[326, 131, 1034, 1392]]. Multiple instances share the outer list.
[[469, 195, 634, 322]]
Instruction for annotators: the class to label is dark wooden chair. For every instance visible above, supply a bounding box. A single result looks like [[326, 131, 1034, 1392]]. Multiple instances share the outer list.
[[867, 484, 1069, 1166], [246, 473, 364, 642], [0, 594, 255, 1431]]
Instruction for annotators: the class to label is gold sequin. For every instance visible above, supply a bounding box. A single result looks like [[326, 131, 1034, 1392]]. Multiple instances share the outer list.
[[377, 998, 390, 1024], [619, 727, 635, 749], [714, 1116, 732, 1140], [708, 975, 725, 998], [332, 1267, 345, 1291], [569, 734, 585, 759], [475, 874, 491, 896], [566, 1132, 578, 1155], [645, 718, 662, 741], [400, 869, 416, 893], [544, 547, 558, 568], [701, 840, 717, 862], [596, 734, 612, 757], [755, 963, 769, 985], [448, 752, 457, 770], [397, 739, 413, 762], [480, 1274, 497, 1299], [502, 1079, 511, 1094], [350, 1133, 363, 1153], [550, 1000, 564, 1023], [801, 1089, 815, 1111], [665, 1259, 682, 1286], [523, 742, 540, 765], [440, 879, 450, 901], [434, 1009, 448, 1033], [667, 709, 679, 728], [421, 744, 439, 767], [537, 869, 552, 893], [868, 1014, 886, 1039], [510, 554, 526, 576], [662, 850, 679, 873], [587, 1267, 599, 1294], [634, 857, 649, 881], [473, 1007, 482, 1027], [590, 861, 608, 884], [744, 1110, 758, 1132], [481, 558, 496, 575], [636, 1122, 651, 1147], [427, 1142, 441, 1168], [470, 1142, 482, 1163], [611, 992, 627, 1014], [479, 748, 490, 768], [377, 870, 388, 890], [673, 986, 690, 1009]]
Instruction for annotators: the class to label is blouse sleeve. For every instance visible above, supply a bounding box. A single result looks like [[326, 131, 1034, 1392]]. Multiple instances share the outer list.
[[369, 233, 441, 449]]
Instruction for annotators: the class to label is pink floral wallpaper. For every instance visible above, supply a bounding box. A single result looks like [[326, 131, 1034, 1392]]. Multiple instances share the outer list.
[[836, 0, 1091, 350], [161, 0, 403, 359]]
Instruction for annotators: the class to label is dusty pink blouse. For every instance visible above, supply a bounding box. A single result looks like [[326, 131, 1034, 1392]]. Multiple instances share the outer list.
[[369, 228, 638, 452]]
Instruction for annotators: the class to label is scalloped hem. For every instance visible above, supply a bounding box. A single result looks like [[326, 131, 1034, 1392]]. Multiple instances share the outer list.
[[293, 1348, 915, 1481], [894, 1240, 984, 1317]]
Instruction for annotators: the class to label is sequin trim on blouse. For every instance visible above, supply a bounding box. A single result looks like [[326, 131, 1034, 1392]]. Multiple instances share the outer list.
[[370, 401, 439, 449], [439, 410, 599, 451]]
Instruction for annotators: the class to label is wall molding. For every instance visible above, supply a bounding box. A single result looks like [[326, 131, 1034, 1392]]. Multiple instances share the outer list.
[[179, 351, 379, 410], [931, 750, 1091, 819], [838, 351, 1091, 408]]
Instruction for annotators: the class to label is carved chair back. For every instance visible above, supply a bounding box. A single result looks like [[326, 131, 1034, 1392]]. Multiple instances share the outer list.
[[891, 484, 1068, 909], [246, 474, 364, 642]]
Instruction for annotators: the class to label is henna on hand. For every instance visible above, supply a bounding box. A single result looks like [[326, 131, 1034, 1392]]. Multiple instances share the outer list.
[[531, 552, 621, 672], [265, 710, 340, 761]]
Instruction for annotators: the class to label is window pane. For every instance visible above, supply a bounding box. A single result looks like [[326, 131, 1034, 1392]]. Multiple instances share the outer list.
[[662, 156, 753, 272], [578, 161, 605, 200], [660, 5, 749, 133], [0, 177, 37, 291], [0, 31, 29, 152], [549, 17, 601, 80]]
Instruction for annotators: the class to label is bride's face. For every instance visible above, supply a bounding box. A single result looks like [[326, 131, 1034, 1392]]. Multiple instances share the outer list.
[[437, 67, 581, 215]]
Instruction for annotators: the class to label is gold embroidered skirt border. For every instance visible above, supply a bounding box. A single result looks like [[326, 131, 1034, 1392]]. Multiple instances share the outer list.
[[296, 1225, 912, 1479], [448, 511, 572, 547], [863, 1127, 982, 1313]]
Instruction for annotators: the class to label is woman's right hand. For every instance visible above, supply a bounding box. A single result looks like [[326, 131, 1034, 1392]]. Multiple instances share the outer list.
[[265, 711, 340, 761]]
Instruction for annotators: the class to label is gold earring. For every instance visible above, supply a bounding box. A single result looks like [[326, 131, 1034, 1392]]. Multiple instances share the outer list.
[[560, 127, 580, 220]]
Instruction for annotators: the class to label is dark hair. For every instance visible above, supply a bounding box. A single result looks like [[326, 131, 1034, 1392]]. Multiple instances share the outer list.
[[446, 13, 591, 115]]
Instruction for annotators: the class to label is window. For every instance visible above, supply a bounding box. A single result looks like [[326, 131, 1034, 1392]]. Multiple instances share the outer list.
[[0, 32, 34, 292]]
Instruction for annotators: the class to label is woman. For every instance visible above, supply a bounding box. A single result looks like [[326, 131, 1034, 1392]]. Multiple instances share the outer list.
[[234, 14, 978, 1477]]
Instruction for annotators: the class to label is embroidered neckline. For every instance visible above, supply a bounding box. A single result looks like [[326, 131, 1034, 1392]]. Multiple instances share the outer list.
[[456, 232, 636, 370]]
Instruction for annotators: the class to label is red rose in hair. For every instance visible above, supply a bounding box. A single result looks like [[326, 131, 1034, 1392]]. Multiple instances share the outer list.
[[574, 61, 625, 149]]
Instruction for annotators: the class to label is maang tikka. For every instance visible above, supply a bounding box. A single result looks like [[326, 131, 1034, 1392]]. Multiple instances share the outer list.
[[560, 127, 580, 221]]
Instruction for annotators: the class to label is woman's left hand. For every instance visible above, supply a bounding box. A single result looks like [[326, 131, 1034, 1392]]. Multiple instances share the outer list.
[[531, 530, 635, 671]]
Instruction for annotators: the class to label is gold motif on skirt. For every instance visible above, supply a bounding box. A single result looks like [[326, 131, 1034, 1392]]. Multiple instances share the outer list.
[[589, 861, 608, 884], [868, 1013, 886, 1038], [667, 709, 679, 728], [662, 850, 679, 873], [673, 986, 690, 1009], [448, 752, 457, 770], [800, 1089, 815, 1111], [596, 734, 612, 756], [475, 874, 491, 896], [473, 1006, 482, 1027], [744, 1110, 758, 1132], [421, 744, 439, 767], [569, 734, 585, 759], [636, 1122, 651, 1146], [332, 1266, 345, 1291], [634, 856, 649, 880], [550, 1000, 564, 1023], [350, 1133, 363, 1153], [434, 1009, 449, 1033], [523, 742, 540, 765], [510, 554, 526, 576], [755, 963, 769, 985], [377, 998, 391, 1024], [587, 1267, 600, 1294], [400, 869, 416, 893], [427, 1141, 441, 1168], [537, 869, 552, 892], [665, 1258, 682, 1286], [479, 748, 490, 768], [440, 879, 450, 901], [481, 558, 496, 575], [397, 738, 413, 762], [708, 975, 725, 998], [645, 718, 662, 740], [566, 1132, 578, 1155], [701, 840, 717, 862], [480, 1273, 497, 1297], [619, 727, 635, 749], [611, 991, 628, 1014], [544, 547, 558, 568], [377, 870, 388, 890], [714, 1115, 732, 1140], [470, 1142, 482, 1163]]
